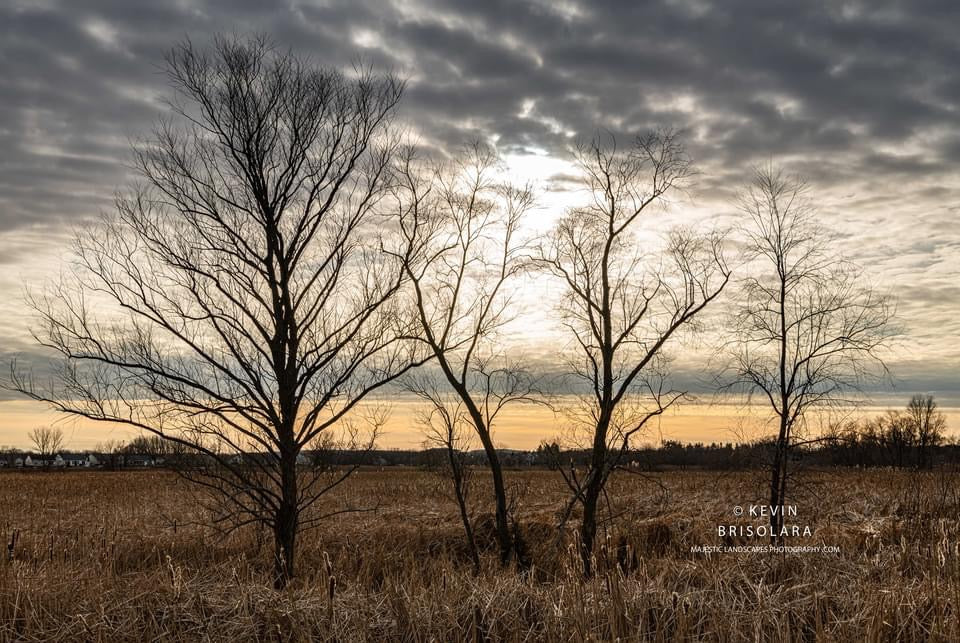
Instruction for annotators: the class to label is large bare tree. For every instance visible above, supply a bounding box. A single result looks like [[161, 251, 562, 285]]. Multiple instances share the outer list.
[[393, 143, 539, 566], [725, 166, 894, 539], [538, 131, 730, 575], [9, 36, 422, 587]]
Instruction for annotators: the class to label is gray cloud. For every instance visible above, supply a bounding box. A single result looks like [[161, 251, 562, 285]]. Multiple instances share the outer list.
[[0, 0, 958, 393]]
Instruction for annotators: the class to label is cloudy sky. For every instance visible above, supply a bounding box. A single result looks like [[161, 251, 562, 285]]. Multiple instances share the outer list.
[[1, 0, 959, 446]]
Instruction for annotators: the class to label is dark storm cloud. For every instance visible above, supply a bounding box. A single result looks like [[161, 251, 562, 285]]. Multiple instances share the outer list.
[[1, 0, 959, 392], [4, 0, 960, 228]]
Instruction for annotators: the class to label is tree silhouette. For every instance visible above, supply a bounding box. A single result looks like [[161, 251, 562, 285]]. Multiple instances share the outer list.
[[10, 35, 423, 588], [394, 143, 540, 566], [27, 426, 64, 470], [538, 131, 729, 575], [723, 165, 895, 540]]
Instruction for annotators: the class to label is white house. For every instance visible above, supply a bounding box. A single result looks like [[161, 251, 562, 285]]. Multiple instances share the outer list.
[[20, 453, 98, 468], [58, 453, 92, 467]]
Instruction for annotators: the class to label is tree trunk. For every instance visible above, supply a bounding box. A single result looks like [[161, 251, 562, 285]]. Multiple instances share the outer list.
[[460, 396, 512, 567], [777, 451, 788, 545], [768, 452, 781, 539], [436, 362, 513, 567], [771, 269, 788, 545], [579, 472, 603, 577], [274, 450, 299, 589], [580, 415, 610, 577], [768, 420, 788, 544], [448, 449, 480, 573], [479, 434, 512, 566]]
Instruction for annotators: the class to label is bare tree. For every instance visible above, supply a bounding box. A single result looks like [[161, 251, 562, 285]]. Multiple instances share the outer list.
[[906, 394, 945, 469], [27, 426, 64, 469], [537, 131, 730, 575], [393, 143, 540, 566], [8, 35, 423, 588], [94, 439, 126, 470], [724, 166, 894, 540]]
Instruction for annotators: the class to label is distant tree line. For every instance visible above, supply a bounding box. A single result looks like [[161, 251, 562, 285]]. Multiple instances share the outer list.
[[818, 394, 947, 469], [3, 393, 950, 473]]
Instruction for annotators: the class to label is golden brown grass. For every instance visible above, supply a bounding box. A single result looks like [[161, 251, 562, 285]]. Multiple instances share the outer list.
[[2, 468, 960, 641]]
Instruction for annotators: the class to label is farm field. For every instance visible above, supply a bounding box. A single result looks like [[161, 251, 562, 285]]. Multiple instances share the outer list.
[[2, 468, 959, 641]]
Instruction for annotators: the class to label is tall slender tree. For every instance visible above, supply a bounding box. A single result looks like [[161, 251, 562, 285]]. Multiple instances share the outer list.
[[725, 166, 894, 540], [538, 131, 730, 575], [393, 143, 539, 566]]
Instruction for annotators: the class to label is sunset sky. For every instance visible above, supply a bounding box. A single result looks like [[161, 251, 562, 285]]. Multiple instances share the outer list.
[[1, 0, 959, 449]]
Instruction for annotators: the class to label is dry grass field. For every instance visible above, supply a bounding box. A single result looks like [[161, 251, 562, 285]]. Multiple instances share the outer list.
[[2, 467, 960, 641]]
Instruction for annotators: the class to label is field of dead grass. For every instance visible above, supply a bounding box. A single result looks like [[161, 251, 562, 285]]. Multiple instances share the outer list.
[[2, 467, 960, 641]]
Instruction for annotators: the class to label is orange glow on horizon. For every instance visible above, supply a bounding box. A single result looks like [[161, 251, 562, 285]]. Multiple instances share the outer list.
[[2, 398, 958, 452]]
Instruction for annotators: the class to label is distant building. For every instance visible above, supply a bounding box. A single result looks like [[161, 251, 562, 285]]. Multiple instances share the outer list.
[[123, 454, 155, 467], [19, 453, 98, 468], [58, 453, 91, 467], [0, 456, 26, 468]]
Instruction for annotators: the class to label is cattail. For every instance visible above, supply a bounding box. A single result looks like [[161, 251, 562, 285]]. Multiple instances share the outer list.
[[6, 528, 18, 561]]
